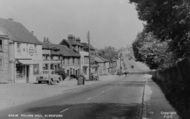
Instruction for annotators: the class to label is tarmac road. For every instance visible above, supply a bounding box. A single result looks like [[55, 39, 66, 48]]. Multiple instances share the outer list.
[[0, 75, 146, 119]]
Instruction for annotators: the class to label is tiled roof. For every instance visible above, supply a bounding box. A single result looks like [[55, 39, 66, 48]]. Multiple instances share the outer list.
[[68, 39, 82, 46], [0, 18, 41, 44], [42, 43, 80, 57], [91, 55, 108, 63]]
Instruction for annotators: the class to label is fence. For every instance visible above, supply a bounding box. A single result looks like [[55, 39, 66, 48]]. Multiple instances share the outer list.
[[152, 58, 190, 119]]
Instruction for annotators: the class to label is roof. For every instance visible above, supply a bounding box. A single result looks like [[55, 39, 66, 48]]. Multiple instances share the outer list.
[[81, 42, 95, 50], [68, 39, 82, 46], [0, 18, 41, 44], [91, 55, 109, 63], [42, 43, 80, 57]]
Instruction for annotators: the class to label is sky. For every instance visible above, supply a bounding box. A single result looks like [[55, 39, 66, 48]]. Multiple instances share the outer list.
[[0, 0, 143, 49]]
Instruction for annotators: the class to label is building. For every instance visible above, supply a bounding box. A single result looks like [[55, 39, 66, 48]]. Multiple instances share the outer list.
[[42, 39, 80, 77], [80, 51, 89, 79], [0, 18, 43, 83], [108, 59, 117, 74], [91, 55, 110, 75], [60, 34, 111, 78], [0, 32, 10, 83], [60, 36, 91, 79]]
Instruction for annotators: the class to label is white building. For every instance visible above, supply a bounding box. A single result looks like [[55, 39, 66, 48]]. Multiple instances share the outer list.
[[0, 18, 43, 83], [80, 51, 89, 79]]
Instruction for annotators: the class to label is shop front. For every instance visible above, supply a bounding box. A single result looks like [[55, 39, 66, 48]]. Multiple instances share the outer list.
[[16, 63, 29, 83], [15, 60, 40, 83]]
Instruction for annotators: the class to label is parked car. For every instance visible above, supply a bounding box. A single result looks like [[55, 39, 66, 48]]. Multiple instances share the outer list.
[[123, 71, 128, 76], [55, 68, 67, 80], [89, 73, 99, 81], [36, 72, 62, 85], [70, 74, 78, 79]]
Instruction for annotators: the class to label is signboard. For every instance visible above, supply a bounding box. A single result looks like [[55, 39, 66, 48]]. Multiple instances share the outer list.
[[29, 46, 34, 56]]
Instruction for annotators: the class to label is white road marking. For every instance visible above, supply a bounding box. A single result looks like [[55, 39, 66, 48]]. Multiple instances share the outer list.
[[60, 108, 69, 113]]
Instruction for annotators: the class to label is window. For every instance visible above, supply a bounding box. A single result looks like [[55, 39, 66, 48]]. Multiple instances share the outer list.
[[65, 59, 68, 65], [0, 58, 3, 69], [34, 44, 37, 54], [78, 58, 80, 65], [17, 43, 21, 53], [50, 64, 54, 70], [61, 58, 65, 65], [73, 58, 75, 65], [84, 56, 89, 64], [68, 58, 71, 65], [0, 40, 2, 51], [43, 64, 48, 70]]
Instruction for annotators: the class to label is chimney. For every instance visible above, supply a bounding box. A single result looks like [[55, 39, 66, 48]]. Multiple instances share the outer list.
[[43, 37, 49, 43], [76, 38, 81, 43], [68, 34, 75, 42]]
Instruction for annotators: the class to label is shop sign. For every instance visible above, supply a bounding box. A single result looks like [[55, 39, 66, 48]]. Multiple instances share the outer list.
[[29, 46, 34, 56]]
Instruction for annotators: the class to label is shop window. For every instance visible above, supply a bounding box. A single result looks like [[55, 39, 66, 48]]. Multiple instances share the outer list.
[[16, 64, 25, 78], [33, 64, 39, 75], [83, 66, 87, 75], [0, 40, 2, 51]]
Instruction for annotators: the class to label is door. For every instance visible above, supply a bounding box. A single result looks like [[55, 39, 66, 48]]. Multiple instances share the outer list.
[[26, 65, 29, 83]]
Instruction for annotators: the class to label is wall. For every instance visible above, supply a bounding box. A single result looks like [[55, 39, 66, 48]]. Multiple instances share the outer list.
[[14, 42, 42, 61], [0, 39, 9, 83], [152, 58, 190, 119]]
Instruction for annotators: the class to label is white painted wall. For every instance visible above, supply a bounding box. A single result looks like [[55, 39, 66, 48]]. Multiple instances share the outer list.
[[14, 42, 43, 83]]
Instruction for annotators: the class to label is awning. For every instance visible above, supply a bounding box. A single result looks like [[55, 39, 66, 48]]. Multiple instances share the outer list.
[[17, 60, 34, 65]]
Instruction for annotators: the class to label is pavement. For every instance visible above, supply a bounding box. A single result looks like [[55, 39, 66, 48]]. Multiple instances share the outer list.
[[143, 76, 180, 119], [0, 75, 119, 111]]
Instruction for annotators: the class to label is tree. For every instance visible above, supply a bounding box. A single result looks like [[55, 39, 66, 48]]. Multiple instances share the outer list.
[[129, 0, 190, 60], [133, 31, 175, 69], [98, 46, 118, 61]]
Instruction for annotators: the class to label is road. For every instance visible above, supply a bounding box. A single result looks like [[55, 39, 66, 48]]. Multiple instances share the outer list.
[[0, 75, 147, 119]]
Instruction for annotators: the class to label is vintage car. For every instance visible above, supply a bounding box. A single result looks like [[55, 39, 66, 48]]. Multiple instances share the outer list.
[[36, 72, 62, 84], [89, 73, 99, 80]]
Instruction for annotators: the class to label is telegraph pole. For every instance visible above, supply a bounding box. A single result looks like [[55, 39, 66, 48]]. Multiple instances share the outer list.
[[87, 31, 91, 80]]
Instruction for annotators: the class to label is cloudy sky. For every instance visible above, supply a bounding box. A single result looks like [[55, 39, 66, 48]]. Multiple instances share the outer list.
[[0, 0, 143, 49]]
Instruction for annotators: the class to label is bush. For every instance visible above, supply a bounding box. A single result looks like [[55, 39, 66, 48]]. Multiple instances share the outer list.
[[152, 58, 190, 119]]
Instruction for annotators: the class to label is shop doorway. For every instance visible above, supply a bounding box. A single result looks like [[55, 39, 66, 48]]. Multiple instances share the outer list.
[[26, 65, 29, 83]]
